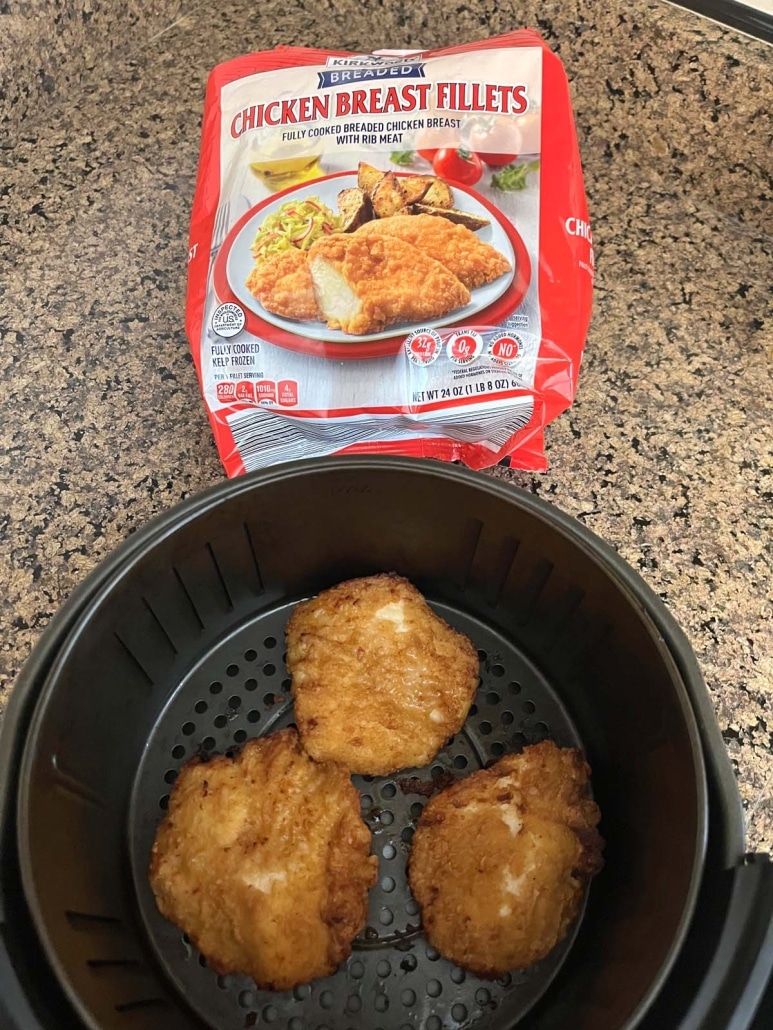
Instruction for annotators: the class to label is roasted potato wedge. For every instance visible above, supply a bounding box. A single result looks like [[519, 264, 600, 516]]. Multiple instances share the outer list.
[[371, 173, 409, 218], [398, 176, 433, 205], [413, 203, 491, 231], [422, 178, 455, 209], [357, 162, 385, 198], [338, 187, 373, 232]]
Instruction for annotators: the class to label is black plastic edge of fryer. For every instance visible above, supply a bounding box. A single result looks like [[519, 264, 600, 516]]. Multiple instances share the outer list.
[[0, 456, 764, 1029]]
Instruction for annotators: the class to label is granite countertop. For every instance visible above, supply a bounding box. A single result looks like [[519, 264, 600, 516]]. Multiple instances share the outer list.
[[1, 1, 771, 848]]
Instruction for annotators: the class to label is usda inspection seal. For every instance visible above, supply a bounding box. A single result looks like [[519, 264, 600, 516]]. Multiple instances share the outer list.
[[211, 302, 246, 339]]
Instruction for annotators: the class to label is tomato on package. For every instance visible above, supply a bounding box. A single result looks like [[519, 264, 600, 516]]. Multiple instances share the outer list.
[[468, 117, 521, 167], [432, 147, 483, 186]]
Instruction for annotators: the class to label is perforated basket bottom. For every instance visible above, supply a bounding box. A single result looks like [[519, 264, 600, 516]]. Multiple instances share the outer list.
[[130, 600, 586, 1030]]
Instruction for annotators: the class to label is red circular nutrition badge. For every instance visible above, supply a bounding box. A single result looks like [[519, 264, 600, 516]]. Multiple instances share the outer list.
[[405, 329, 442, 366], [488, 332, 522, 364], [447, 330, 483, 365]]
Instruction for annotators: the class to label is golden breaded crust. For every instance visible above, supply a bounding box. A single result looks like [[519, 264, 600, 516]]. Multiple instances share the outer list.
[[408, 741, 604, 977], [286, 574, 479, 775], [355, 214, 512, 290], [307, 233, 470, 335], [245, 248, 318, 321], [149, 729, 377, 991]]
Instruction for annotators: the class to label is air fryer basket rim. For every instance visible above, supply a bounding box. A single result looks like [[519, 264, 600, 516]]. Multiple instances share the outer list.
[[9, 457, 722, 1029], [1, 456, 742, 859]]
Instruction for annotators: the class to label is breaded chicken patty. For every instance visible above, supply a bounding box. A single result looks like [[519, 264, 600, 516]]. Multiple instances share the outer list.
[[245, 248, 318, 321], [286, 574, 479, 775], [409, 741, 604, 977], [149, 729, 377, 991], [307, 233, 470, 335], [355, 214, 512, 290]]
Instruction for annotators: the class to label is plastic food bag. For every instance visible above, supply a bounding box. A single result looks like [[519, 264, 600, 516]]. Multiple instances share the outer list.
[[186, 31, 593, 475]]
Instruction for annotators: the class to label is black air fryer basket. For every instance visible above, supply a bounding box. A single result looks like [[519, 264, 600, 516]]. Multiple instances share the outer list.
[[1, 458, 772, 1030]]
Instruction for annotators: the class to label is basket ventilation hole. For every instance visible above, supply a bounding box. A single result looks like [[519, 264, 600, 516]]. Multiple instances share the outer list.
[[426, 979, 442, 996], [288, 1018, 304, 1030], [244, 649, 257, 662], [501, 711, 514, 726], [382, 844, 396, 860], [452, 1003, 469, 1021], [247, 710, 260, 723], [164, 770, 177, 785], [381, 783, 397, 799], [216, 975, 229, 990], [486, 691, 501, 704], [226, 664, 239, 678], [159, 795, 169, 810], [401, 989, 416, 1006], [476, 988, 492, 1005], [477, 649, 487, 662], [405, 899, 419, 916], [453, 754, 468, 769], [381, 876, 395, 893], [245, 678, 258, 691], [194, 700, 208, 714], [400, 954, 418, 972], [374, 994, 389, 1012], [182, 722, 195, 736], [376, 960, 391, 978], [171, 745, 185, 759], [508, 681, 521, 695], [480, 721, 493, 735], [349, 961, 364, 980], [263, 663, 276, 676], [410, 802, 424, 819], [261, 1004, 277, 1022], [523, 700, 536, 714], [346, 995, 362, 1013], [202, 736, 216, 751], [379, 909, 394, 926], [427, 1018, 442, 1030], [234, 730, 247, 743], [238, 990, 254, 1009], [451, 968, 466, 984], [264, 636, 277, 648], [319, 990, 333, 1009], [491, 664, 505, 677], [293, 984, 311, 1001], [426, 946, 440, 962], [213, 715, 227, 729]]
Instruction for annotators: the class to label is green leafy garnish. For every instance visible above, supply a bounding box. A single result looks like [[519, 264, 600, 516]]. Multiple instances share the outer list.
[[390, 150, 415, 166], [491, 160, 540, 191]]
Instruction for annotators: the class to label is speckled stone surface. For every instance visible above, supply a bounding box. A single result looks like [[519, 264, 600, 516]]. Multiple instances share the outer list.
[[1, 1, 772, 853], [0, 1, 186, 132]]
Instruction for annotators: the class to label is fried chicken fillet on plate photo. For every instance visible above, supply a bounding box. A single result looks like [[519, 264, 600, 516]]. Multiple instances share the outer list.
[[355, 213, 512, 290], [245, 248, 319, 321], [286, 574, 480, 775], [408, 741, 604, 977], [307, 233, 470, 335], [148, 728, 377, 991]]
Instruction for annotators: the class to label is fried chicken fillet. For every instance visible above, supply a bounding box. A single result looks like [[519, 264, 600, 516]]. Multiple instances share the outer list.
[[245, 248, 318, 321], [149, 729, 377, 991], [409, 741, 604, 977], [307, 233, 470, 335], [286, 574, 479, 775], [356, 214, 512, 290]]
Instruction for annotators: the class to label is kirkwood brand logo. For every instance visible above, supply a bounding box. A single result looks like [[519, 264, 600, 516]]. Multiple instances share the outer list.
[[318, 57, 426, 89]]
